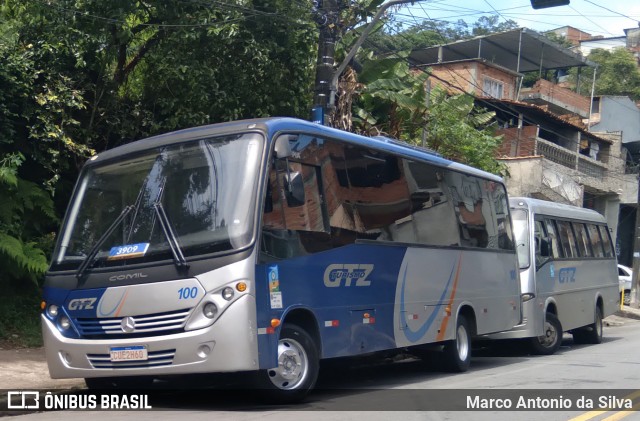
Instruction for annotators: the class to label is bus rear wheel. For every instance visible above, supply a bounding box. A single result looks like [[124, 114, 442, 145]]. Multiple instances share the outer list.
[[442, 315, 472, 372], [258, 324, 319, 403], [530, 312, 562, 355], [573, 306, 603, 345]]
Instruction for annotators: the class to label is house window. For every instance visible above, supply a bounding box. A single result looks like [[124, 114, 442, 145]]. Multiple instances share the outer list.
[[483, 77, 504, 98]]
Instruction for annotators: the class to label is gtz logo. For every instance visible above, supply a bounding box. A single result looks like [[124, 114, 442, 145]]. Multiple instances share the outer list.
[[7, 391, 39, 409], [68, 298, 97, 310], [558, 268, 576, 284], [323, 264, 374, 287]]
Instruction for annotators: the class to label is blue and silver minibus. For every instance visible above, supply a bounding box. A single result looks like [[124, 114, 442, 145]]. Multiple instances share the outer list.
[[485, 197, 619, 354], [42, 118, 521, 400]]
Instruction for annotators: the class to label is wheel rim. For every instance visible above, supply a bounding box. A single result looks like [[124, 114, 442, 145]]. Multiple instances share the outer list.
[[267, 337, 308, 390], [538, 320, 558, 348], [456, 324, 470, 362]]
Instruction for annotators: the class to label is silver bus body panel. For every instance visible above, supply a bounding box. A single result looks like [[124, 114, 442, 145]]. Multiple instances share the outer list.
[[43, 252, 259, 379], [392, 247, 520, 347], [485, 197, 618, 340], [43, 294, 258, 378]]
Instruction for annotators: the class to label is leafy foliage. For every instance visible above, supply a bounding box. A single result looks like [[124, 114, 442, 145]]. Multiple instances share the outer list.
[[585, 48, 640, 100], [0, 153, 57, 285], [351, 54, 505, 174], [368, 15, 519, 53], [0, 0, 320, 290]]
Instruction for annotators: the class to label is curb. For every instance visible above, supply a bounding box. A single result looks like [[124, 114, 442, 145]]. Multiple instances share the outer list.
[[616, 308, 640, 321]]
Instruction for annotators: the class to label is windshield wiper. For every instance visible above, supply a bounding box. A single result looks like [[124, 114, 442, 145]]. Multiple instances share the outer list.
[[76, 205, 135, 280], [153, 202, 189, 271]]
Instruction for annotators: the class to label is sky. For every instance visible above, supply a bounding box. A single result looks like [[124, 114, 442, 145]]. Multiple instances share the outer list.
[[396, 0, 640, 38]]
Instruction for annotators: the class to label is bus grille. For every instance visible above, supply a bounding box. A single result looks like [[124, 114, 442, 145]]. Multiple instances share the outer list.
[[74, 309, 191, 338], [86, 349, 176, 369]]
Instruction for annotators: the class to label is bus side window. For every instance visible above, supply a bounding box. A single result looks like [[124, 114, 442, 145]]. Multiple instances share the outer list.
[[572, 222, 592, 257], [586, 224, 605, 257], [597, 225, 614, 257], [556, 220, 578, 258], [533, 220, 549, 267], [544, 219, 562, 259]]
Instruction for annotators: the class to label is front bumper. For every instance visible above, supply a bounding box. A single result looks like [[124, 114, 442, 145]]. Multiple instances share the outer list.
[[43, 294, 259, 379]]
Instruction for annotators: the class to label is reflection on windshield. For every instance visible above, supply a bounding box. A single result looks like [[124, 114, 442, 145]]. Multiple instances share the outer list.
[[53, 133, 263, 270], [512, 209, 530, 269]]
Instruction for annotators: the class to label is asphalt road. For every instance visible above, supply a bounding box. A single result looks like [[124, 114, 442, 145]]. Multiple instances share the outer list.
[[4, 315, 640, 421]]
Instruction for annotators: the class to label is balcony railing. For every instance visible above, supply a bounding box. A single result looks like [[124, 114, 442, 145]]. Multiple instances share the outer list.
[[536, 138, 608, 180], [536, 138, 576, 169], [578, 156, 607, 179]]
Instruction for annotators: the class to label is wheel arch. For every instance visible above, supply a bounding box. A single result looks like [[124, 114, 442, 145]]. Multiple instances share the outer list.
[[457, 304, 477, 337], [280, 307, 322, 358]]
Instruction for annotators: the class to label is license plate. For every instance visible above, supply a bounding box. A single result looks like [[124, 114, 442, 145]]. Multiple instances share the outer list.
[[109, 346, 148, 362]]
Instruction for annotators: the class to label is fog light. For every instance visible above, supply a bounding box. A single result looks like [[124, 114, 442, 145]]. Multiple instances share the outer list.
[[59, 316, 71, 330], [222, 287, 234, 301], [47, 304, 59, 318], [203, 302, 218, 319], [197, 345, 211, 358], [60, 351, 72, 365]]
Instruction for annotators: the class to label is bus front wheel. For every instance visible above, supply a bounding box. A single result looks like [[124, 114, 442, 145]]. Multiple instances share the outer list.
[[258, 323, 319, 402], [530, 312, 562, 355], [442, 315, 472, 372]]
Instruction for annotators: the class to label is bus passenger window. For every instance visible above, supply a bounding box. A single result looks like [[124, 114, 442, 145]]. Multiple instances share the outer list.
[[598, 225, 614, 257], [586, 224, 605, 257], [544, 219, 562, 258], [533, 220, 548, 267], [444, 171, 490, 248], [572, 222, 592, 257], [280, 162, 325, 233], [556, 220, 578, 258]]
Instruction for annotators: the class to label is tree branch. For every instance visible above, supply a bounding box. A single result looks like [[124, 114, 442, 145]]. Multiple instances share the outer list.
[[113, 29, 165, 86]]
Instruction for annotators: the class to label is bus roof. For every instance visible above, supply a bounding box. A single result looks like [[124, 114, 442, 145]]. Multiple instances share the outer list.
[[85, 117, 503, 183], [509, 196, 606, 224]]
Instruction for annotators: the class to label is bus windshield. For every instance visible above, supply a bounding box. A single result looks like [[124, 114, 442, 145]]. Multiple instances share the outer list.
[[52, 133, 263, 271], [512, 208, 530, 269]]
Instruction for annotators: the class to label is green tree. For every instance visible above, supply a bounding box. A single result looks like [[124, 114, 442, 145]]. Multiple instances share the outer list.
[[587, 48, 640, 100], [351, 54, 505, 174]]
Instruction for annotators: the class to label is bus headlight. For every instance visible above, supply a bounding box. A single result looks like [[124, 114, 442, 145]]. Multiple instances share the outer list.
[[59, 316, 71, 330], [47, 304, 59, 318], [185, 280, 250, 331], [222, 287, 234, 301], [203, 302, 218, 319]]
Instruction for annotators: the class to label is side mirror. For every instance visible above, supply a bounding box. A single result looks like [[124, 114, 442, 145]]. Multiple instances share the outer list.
[[283, 171, 305, 207], [274, 135, 296, 159]]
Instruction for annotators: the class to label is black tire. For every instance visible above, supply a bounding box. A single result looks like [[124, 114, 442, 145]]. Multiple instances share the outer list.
[[442, 315, 472, 372], [529, 312, 562, 355], [85, 376, 153, 389], [256, 324, 319, 403], [573, 306, 604, 345], [624, 291, 631, 306]]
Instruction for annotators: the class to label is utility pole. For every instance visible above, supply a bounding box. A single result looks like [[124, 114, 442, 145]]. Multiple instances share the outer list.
[[311, 0, 570, 126], [311, 0, 339, 125]]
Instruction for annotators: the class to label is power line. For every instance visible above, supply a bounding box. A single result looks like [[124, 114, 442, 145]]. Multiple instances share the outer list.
[[358, 16, 632, 182], [582, 0, 640, 25]]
